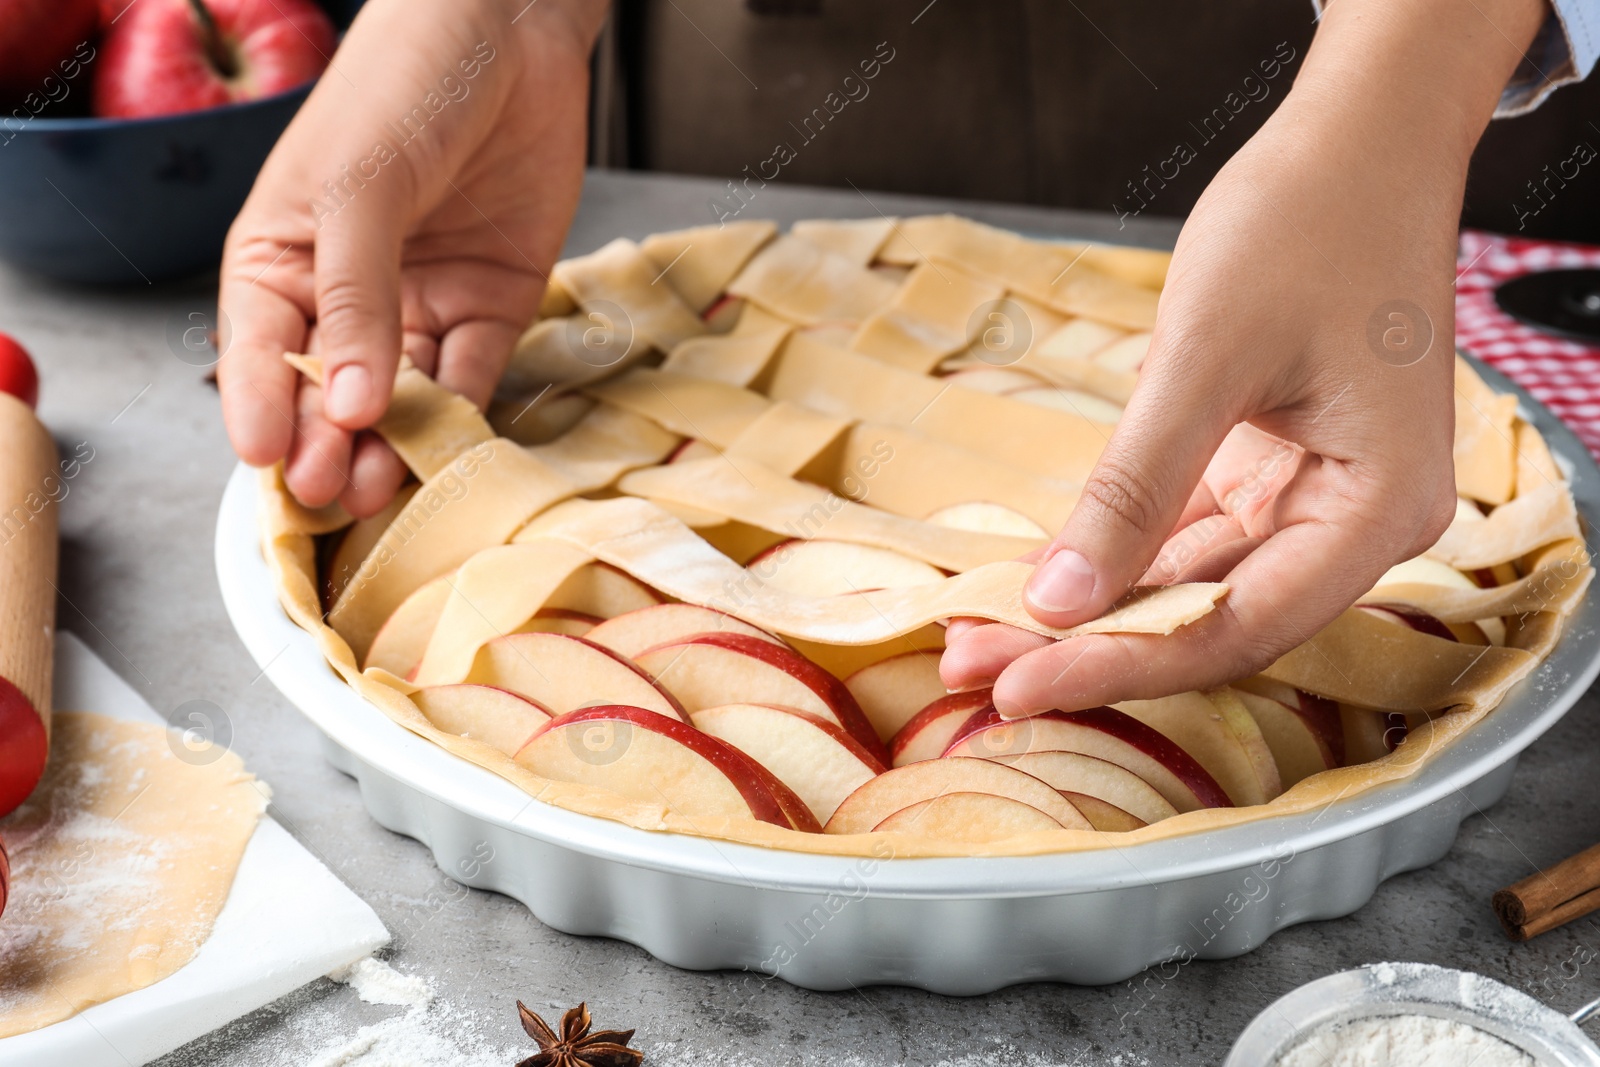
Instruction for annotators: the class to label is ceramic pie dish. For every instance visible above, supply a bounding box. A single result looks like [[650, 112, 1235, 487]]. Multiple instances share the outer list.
[[219, 215, 1600, 990]]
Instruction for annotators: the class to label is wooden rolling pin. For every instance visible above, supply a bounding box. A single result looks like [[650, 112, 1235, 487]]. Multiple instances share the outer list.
[[0, 338, 52, 920]]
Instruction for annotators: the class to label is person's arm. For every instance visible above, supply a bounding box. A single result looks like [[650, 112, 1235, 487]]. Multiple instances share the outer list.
[[217, 0, 608, 518], [941, 0, 1550, 717]]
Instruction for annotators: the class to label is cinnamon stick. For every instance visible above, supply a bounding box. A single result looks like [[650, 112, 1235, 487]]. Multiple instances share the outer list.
[[1493, 842, 1600, 941]]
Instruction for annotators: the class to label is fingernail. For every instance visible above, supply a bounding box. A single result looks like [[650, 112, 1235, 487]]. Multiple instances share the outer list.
[[994, 698, 1030, 720], [325, 365, 371, 423], [1026, 549, 1096, 613]]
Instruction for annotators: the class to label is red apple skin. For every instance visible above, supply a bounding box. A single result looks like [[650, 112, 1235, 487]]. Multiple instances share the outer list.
[[642, 632, 891, 767], [522, 705, 820, 833], [889, 689, 996, 765], [1294, 690, 1345, 766], [0, 0, 99, 108], [1361, 604, 1458, 643], [947, 706, 1235, 811], [0, 674, 48, 820], [94, 0, 336, 119], [0, 333, 39, 409]]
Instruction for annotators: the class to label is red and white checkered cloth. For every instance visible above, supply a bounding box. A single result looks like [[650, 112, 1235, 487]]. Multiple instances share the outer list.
[[1456, 229, 1600, 456]]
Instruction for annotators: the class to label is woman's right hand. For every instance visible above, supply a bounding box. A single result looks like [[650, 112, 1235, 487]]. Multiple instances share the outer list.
[[218, 0, 606, 517]]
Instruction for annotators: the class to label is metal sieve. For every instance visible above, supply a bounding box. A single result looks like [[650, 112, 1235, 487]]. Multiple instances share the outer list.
[[1225, 963, 1600, 1067]]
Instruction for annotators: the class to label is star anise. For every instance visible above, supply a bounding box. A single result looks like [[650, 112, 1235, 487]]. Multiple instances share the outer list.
[[516, 1001, 643, 1067]]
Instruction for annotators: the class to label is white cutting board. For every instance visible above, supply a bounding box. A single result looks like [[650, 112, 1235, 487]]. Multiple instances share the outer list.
[[0, 631, 389, 1066]]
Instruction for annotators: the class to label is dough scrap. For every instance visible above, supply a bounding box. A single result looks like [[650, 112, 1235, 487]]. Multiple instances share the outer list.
[[0, 713, 266, 1038]]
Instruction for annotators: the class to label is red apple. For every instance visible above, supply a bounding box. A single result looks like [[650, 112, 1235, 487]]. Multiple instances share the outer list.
[[412, 684, 552, 758], [0, 675, 48, 820], [545, 562, 664, 619], [467, 632, 688, 723], [93, 0, 336, 119], [825, 756, 1091, 835], [515, 608, 602, 638], [989, 750, 1178, 826], [0, 0, 98, 110], [845, 650, 949, 743], [889, 689, 996, 767], [584, 602, 781, 661], [0, 333, 39, 409], [745, 538, 945, 597], [691, 703, 885, 824], [1361, 603, 1489, 646], [874, 792, 1066, 840], [945, 706, 1233, 812], [517, 705, 819, 832], [633, 632, 889, 764], [365, 573, 452, 678], [1231, 677, 1345, 785]]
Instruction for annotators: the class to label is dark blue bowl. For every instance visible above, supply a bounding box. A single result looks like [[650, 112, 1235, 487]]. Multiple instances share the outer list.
[[0, 0, 362, 285]]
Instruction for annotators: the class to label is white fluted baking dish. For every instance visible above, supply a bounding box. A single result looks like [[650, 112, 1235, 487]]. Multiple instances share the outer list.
[[217, 357, 1600, 993]]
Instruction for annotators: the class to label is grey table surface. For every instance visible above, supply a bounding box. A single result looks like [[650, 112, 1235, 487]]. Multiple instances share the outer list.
[[6, 169, 1599, 1066]]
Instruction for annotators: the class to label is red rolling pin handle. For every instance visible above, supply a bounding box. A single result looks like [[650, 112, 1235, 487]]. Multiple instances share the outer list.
[[0, 333, 52, 921]]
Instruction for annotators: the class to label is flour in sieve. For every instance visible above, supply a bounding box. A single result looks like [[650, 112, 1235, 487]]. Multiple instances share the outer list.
[[1277, 1014, 1535, 1067]]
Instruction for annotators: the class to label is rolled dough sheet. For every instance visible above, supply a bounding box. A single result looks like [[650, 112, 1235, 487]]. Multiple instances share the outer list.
[[0, 632, 388, 1066]]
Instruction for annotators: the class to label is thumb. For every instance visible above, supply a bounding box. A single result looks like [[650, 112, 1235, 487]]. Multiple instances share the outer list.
[[1024, 365, 1235, 627], [313, 195, 404, 431]]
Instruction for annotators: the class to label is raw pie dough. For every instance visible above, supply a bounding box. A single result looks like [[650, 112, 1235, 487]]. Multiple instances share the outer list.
[[258, 214, 1593, 858], [0, 712, 267, 1037]]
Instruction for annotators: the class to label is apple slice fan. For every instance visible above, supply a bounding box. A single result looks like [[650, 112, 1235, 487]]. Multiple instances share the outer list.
[[0, 334, 54, 920]]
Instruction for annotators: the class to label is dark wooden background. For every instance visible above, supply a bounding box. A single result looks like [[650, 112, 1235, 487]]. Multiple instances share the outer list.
[[589, 0, 1600, 242]]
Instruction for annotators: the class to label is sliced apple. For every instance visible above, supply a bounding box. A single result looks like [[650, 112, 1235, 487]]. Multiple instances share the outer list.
[[515, 608, 602, 637], [923, 501, 1049, 539], [943, 367, 1048, 395], [1008, 387, 1123, 423], [365, 573, 452, 677], [1115, 693, 1282, 807], [844, 650, 949, 742], [1093, 332, 1151, 372], [633, 633, 887, 762], [874, 792, 1066, 841], [745, 539, 944, 597], [989, 750, 1178, 825], [1341, 704, 1409, 764], [584, 602, 781, 660], [1037, 318, 1124, 361], [945, 707, 1232, 812], [1369, 555, 1506, 645], [889, 689, 996, 767], [412, 684, 553, 756], [516, 705, 817, 831], [1063, 793, 1146, 832], [1232, 677, 1346, 763], [668, 438, 721, 463], [691, 703, 886, 824], [326, 483, 419, 606], [466, 632, 687, 722], [787, 623, 946, 680], [1230, 686, 1340, 789], [825, 757, 1091, 834], [544, 562, 664, 619]]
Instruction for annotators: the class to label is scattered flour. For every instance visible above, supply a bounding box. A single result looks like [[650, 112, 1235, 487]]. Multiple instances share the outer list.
[[328, 957, 433, 1008], [308, 958, 515, 1067], [641, 1041, 1150, 1066], [1277, 1015, 1535, 1067]]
